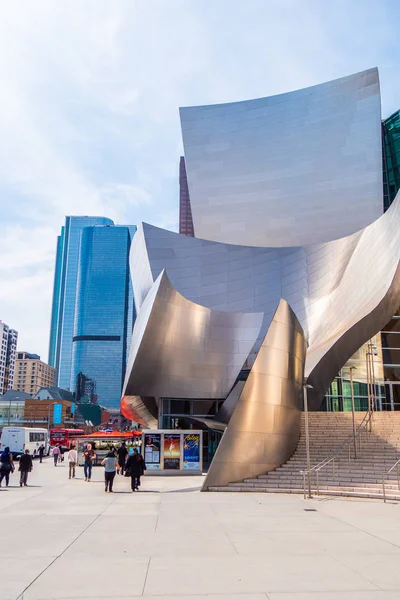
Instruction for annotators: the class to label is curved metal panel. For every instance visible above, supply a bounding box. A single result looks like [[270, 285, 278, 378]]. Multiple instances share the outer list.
[[131, 193, 400, 408], [202, 299, 307, 489], [122, 270, 264, 403], [307, 262, 400, 410], [180, 68, 382, 247], [120, 395, 158, 429]]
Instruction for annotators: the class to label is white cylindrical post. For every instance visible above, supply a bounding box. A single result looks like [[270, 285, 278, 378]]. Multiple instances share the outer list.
[[303, 384, 312, 499], [350, 367, 357, 459]]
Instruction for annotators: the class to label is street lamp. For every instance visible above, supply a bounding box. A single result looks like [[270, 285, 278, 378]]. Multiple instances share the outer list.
[[366, 341, 378, 430], [303, 381, 313, 499], [349, 366, 357, 459]]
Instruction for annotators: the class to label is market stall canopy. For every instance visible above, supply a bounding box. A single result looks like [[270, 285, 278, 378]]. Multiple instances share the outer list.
[[85, 430, 141, 438]]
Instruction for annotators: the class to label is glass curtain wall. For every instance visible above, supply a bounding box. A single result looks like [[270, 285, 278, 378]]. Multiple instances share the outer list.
[[48, 216, 114, 388], [71, 225, 136, 410]]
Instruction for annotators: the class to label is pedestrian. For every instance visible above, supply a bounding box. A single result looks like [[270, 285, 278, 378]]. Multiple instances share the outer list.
[[52, 444, 60, 466], [60, 446, 65, 462], [101, 451, 119, 492], [83, 443, 96, 482], [0, 446, 14, 487], [19, 449, 33, 487], [117, 441, 128, 475], [125, 448, 146, 492], [38, 444, 45, 463], [68, 444, 78, 479]]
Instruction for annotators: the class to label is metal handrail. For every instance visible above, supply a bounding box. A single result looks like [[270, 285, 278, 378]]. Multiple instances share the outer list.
[[300, 410, 372, 497], [382, 458, 400, 503]]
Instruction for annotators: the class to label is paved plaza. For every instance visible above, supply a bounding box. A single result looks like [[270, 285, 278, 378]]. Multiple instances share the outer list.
[[1, 459, 400, 599]]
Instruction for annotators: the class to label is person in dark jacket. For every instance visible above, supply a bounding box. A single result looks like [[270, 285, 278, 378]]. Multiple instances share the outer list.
[[0, 447, 14, 487], [19, 449, 33, 487], [117, 442, 128, 475], [125, 449, 146, 491], [38, 444, 45, 463]]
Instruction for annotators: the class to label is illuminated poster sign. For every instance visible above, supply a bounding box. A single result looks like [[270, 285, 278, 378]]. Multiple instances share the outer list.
[[53, 403, 62, 425], [183, 433, 201, 470], [164, 434, 181, 469], [144, 433, 161, 470]]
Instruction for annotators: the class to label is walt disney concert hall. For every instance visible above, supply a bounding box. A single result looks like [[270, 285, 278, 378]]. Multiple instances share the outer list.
[[121, 68, 400, 489]]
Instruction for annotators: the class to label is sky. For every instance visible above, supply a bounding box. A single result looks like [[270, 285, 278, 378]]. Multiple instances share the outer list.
[[0, 0, 399, 361]]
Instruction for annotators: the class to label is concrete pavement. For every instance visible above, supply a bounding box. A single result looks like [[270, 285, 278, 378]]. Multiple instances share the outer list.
[[1, 457, 400, 599]]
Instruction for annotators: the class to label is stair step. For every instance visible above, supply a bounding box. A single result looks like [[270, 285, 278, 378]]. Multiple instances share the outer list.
[[211, 412, 400, 500]]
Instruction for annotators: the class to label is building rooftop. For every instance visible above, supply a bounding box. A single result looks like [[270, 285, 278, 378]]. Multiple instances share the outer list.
[[34, 386, 75, 402], [1, 390, 32, 402]]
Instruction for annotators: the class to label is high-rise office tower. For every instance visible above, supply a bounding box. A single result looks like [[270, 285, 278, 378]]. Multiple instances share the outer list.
[[48, 216, 114, 388], [380, 109, 400, 409], [179, 157, 194, 236], [71, 225, 136, 409], [0, 321, 18, 395], [383, 109, 400, 210], [13, 352, 55, 396]]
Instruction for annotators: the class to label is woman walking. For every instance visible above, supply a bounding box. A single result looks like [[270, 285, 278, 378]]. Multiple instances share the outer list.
[[0, 446, 14, 487], [101, 451, 119, 492], [125, 449, 146, 492]]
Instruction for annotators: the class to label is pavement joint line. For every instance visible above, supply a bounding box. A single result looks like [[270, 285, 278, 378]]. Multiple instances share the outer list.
[[329, 552, 384, 592], [209, 502, 240, 555], [16, 493, 118, 600], [315, 501, 400, 553], [154, 513, 160, 531], [141, 557, 151, 596]]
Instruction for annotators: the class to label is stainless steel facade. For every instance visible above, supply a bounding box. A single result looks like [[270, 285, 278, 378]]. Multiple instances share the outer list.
[[121, 68, 400, 487], [123, 270, 263, 400], [127, 195, 400, 391], [180, 69, 382, 247], [202, 300, 306, 489]]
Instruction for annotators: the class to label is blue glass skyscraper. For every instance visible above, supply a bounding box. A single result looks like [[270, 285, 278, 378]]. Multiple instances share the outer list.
[[48, 216, 114, 388], [70, 225, 136, 409]]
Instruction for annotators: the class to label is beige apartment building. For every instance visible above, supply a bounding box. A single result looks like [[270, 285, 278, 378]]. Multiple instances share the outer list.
[[13, 352, 55, 396]]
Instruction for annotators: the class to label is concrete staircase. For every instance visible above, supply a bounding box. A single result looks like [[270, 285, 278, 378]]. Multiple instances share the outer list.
[[209, 412, 400, 500]]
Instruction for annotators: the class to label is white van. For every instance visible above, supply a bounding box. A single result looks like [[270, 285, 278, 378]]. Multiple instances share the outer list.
[[0, 427, 49, 457]]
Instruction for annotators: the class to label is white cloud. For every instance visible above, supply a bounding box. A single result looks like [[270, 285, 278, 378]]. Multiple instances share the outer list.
[[0, 0, 399, 360]]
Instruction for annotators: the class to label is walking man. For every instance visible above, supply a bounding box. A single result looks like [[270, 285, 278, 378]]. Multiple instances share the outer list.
[[117, 441, 128, 475], [38, 444, 45, 463], [68, 444, 78, 479], [19, 449, 33, 487], [125, 448, 146, 492], [83, 443, 96, 482], [52, 444, 60, 466]]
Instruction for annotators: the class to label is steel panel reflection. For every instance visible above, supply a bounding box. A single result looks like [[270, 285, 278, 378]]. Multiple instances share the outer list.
[[122, 270, 264, 401], [202, 299, 306, 489], [129, 192, 400, 410], [180, 69, 382, 247]]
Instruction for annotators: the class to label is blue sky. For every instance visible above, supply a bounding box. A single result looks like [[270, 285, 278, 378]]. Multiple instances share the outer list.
[[0, 0, 399, 361]]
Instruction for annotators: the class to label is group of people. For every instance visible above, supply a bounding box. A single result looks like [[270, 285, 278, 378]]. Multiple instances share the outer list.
[[66, 440, 146, 492], [0, 441, 146, 493], [100, 442, 146, 492], [0, 447, 34, 487]]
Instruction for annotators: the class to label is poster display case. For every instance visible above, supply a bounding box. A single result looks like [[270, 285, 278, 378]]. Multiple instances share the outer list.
[[142, 430, 203, 474]]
